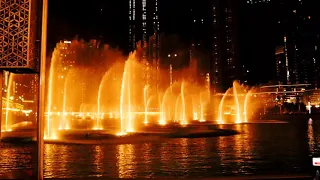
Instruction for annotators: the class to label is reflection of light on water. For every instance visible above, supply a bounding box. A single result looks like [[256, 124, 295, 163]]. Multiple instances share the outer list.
[[93, 146, 104, 177], [217, 124, 253, 174], [45, 144, 55, 178], [117, 144, 136, 178], [179, 138, 189, 170], [308, 124, 315, 154], [141, 143, 152, 174], [44, 145, 71, 178], [0, 148, 17, 171], [160, 142, 169, 165], [233, 124, 252, 173], [234, 124, 242, 162]]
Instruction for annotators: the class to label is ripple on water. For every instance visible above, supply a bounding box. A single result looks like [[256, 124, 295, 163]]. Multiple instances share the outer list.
[[0, 122, 317, 178]]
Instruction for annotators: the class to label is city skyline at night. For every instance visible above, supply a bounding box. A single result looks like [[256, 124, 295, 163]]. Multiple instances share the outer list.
[[2, 0, 320, 179]]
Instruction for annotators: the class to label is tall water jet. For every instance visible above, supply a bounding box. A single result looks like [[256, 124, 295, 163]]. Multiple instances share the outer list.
[[157, 92, 163, 124], [4, 72, 14, 131], [46, 51, 58, 139], [159, 86, 171, 125], [96, 70, 114, 130], [199, 92, 205, 122], [61, 76, 69, 130], [218, 89, 230, 124], [126, 61, 133, 132], [243, 90, 251, 123], [119, 56, 134, 134], [192, 94, 198, 120], [143, 85, 149, 124], [174, 94, 182, 123], [180, 82, 187, 125], [233, 82, 241, 124], [96, 80, 103, 130]]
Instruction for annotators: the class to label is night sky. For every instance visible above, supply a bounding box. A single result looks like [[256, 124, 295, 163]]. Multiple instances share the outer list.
[[48, 0, 128, 51], [47, 0, 191, 53], [46, 0, 320, 85]]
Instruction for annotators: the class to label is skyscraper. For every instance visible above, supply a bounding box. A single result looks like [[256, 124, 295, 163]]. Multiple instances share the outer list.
[[189, 0, 211, 84], [210, 0, 240, 92], [128, 0, 160, 89], [274, 0, 318, 88]]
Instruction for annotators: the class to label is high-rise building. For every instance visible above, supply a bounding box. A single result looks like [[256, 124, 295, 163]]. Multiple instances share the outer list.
[[129, 0, 160, 89], [275, 45, 287, 85], [210, 0, 241, 92], [274, 0, 318, 88], [129, 0, 159, 53], [189, 0, 211, 83]]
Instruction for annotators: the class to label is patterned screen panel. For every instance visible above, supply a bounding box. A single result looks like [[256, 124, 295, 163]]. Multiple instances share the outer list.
[[0, 0, 38, 72]]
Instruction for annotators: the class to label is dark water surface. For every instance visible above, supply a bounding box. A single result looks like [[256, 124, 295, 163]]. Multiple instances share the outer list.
[[0, 121, 318, 178]]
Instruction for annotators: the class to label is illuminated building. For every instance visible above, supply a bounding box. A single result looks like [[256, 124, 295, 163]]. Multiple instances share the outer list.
[[210, 0, 241, 92], [129, 0, 160, 89], [275, 46, 287, 85], [246, 0, 271, 4], [274, 0, 318, 88], [189, 1, 211, 84]]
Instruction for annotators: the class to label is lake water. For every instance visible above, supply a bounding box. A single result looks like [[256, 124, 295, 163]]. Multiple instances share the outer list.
[[0, 120, 318, 178]]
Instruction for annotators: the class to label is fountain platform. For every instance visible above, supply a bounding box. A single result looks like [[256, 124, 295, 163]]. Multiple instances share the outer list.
[[1, 130, 36, 143], [44, 123, 239, 145]]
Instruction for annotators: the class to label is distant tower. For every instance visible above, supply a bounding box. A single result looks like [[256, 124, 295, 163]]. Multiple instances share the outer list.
[[129, 0, 160, 88], [128, 0, 136, 52]]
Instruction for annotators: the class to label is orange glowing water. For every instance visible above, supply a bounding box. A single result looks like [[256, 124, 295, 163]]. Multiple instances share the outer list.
[[4, 72, 14, 132], [43, 40, 260, 140], [243, 90, 252, 123], [143, 85, 149, 124], [61, 75, 69, 130], [180, 82, 187, 125], [233, 82, 242, 124]]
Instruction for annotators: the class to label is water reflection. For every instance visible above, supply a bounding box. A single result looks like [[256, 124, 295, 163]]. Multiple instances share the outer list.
[[93, 146, 104, 177], [0, 145, 33, 176], [44, 145, 57, 178], [141, 143, 152, 177], [308, 124, 315, 154], [117, 144, 136, 178], [179, 138, 189, 171], [1, 123, 317, 178]]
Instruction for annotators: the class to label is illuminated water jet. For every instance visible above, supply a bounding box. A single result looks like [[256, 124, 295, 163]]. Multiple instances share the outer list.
[[42, 40, 262, 140], [233, 82, 242, 124], [180, 82, 187, 125], [61, 74, 69, 130], [192, 94, 199, 120], [199, 92, 205, 122], [243, 90, 251, 123], [4, 72, 14, 132], [218, 89, 230, 124], [96, 70, 114, 130], [143, 85, 149, 124]]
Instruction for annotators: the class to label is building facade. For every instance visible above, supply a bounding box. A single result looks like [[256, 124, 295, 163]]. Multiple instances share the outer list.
[[210, 0, 241, 92], [129, 0, 160, 90]]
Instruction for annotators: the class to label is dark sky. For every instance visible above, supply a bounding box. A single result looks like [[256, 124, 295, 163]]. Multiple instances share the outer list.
[[47, 0, 128, 51], [47, 0, 191, 53]]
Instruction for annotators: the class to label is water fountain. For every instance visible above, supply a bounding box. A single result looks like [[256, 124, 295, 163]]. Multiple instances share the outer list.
[[0, 40, 261, 143]]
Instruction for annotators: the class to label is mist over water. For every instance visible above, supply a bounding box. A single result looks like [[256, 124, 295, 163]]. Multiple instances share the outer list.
[[42, 39, 264, 140]]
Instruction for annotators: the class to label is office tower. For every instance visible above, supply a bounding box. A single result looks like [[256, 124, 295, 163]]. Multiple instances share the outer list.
[[275, 45, 287, 85], [128, 0, 160, 89], [275, 0, 318, 88], [189, 0, 211, 84], [210, 0, 240, 92]]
